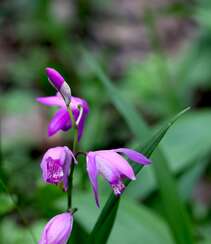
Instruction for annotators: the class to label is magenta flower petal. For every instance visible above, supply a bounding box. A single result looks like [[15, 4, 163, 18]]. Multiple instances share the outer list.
[[86, 152, 99, 207], [46, 67, 65, 90], [36, 96, 65, 107], [95, 151, 133, 196], [40, 146, 75, 191], [46, 67, 71, 106], [37, 94, 89, 141], [114, 148, 151, 165], [48, 108, 71, 137], [97, 151, 136, 180], [63, 147, 77, 190], [86, 148, 151, 206], [39, 212, 73, 244], [76, 100, 89, 141]]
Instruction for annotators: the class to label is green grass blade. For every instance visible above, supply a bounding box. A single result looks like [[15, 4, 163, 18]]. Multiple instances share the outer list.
[[83, 50, 194, 244], [90, 198, 120, 244], [73, 192, 175, 244], [89, 108, 189, 243]]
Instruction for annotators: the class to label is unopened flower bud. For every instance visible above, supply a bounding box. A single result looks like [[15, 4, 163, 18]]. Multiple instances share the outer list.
[[39, 212, 73, 244], [46, 67, 71, 106]]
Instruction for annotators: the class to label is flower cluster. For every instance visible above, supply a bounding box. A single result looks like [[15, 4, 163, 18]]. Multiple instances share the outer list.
[[37, 68, 151, 243]]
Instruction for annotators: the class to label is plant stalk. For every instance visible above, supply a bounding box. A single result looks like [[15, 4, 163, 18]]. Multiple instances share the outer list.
[[67, 106, 78, 210]]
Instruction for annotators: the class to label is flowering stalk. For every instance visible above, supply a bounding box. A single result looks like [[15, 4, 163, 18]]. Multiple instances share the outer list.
[[37, 67, 152, 243], [67, 106, 78, 210]]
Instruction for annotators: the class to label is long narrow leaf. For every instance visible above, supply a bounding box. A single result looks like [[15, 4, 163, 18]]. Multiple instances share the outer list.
[[92, 198, 120, 244], [83, 50, 194, 244], [88, 106, 189, 243], [73, 191, 175, 244]]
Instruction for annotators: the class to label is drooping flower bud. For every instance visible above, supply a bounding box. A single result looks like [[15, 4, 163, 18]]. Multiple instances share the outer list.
[[46, 67, 71, 106], [39, 212, 73, 244], [40, 146, 77, 191]]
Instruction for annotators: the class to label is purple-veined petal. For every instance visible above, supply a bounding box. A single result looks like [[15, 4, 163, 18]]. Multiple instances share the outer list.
[[97, 151, 136, 181], [40, 146, 74, 191], [36, 96, 65, 107], [86, 152, 99, 207], [114, 148, 151, 165], [46, 158, 64, 184], [40, 147, 66, 182], [111, 180, 125, 196], [48, 108, 71, 137]]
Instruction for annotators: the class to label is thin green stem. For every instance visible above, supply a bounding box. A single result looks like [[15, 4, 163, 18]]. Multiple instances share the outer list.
[[67, 164, 75, 209], [73, 128, 78, 153], [66, 106, 79, 244], [67, 128, 78, 209], [67, 106, 78, 210], [68, 106, 76, 129]]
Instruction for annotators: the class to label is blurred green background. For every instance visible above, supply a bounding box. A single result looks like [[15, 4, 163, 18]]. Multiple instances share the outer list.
[[0, 0, 211, 243]]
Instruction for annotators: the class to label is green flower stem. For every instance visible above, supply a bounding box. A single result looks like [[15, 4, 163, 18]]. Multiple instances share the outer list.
[[67, 106, 78, 210]]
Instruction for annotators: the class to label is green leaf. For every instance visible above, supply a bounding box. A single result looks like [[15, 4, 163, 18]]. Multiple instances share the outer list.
[[110, 197, 174, 244], [82, 50, 194, 244], [179, 157, 208, 202], [127, 110, 211, 200], [58, 192, 175, 244], [89, 107, 189, 243], [198, 240, 211, 244], [88, 194, 120, 244], [161, 111, 211, 172], [0, 193, 15, 215]]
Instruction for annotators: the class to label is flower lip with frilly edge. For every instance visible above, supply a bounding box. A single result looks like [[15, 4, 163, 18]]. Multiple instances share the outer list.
[[86, 148, 151, 207], [40, 146, 77, 191], [39, 212, 73, 244], [36, 93, 89, 141]]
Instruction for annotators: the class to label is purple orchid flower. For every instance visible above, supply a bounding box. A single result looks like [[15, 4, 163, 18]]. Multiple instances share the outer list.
[[40, 146, 77, 191], [86, 148, 151, 207], [46, 67, 71, 106], [36, 93, 89, 141], [39, 212, 73, 244]]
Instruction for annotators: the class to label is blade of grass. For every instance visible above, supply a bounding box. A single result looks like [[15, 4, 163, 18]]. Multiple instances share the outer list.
[[89, 107, 189, 243], [83, 50, 194, 244]]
